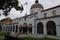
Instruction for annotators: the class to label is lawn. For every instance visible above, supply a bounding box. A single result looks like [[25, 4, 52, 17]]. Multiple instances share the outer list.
[[0, 32, 57, 40], [0, 32, 10, 36], [17, 37, 56, 40]]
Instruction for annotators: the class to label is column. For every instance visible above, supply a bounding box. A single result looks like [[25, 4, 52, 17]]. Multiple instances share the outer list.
[[2, 26, 3, 32], [5, 26, 6, 32], [2, 27, 3, 32], [34, 25, 37, 34], [43, 25, 47, 35], [8, 25, 9, 32], [27, 27, 29, 34], [14, 25, 16, 32], [5, 25, 7, 32], [8, 26, 10, 32], [3, 26, 4, 32], [9, 25, 11, 32], [11, 25, 12, 32], [6, 26, 7, 32], [17, 25, 19, 32], [12, 25, 13, 32], [6, 26, 8, 32], [32, 26, 34, 34], [12, 25, 15, 32], [56, 25, 60, 36], [9, 26, 11, 32], [34, 21, 37, 34], [21, 28, 23, 33]]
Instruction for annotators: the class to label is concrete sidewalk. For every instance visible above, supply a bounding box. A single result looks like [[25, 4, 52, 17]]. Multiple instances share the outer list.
[[0, 36, 5, 40]]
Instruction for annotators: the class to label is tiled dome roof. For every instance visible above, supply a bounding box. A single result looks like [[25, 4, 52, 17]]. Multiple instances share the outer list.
[[31, 3, 44, 9], [30, 0, 44, 9]]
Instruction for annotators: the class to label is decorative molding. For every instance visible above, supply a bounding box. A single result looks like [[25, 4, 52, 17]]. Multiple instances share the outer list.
[[35, 15, 60, 21]]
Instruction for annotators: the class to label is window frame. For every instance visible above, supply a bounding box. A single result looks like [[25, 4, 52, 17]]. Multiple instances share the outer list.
[[52, 10, 56, 16], [44, 13, 47, 18]]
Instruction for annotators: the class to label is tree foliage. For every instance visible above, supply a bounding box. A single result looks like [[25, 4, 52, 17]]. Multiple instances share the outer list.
[[0, 0, 23, 16]]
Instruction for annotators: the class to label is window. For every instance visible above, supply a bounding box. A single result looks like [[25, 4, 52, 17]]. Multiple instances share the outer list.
[[31, 10, 33, 13], [52, 10, 56, 16], [44, 13, 47, 18]]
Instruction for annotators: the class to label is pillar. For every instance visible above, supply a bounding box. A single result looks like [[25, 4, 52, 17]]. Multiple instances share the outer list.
[[15, 25, 16, 32], [56, 25, 60, 36], [43, 25, 47, 35], [27, 27, 29, 34], [12, 25, 13, 32], [32, 26, 34, 34], [18, 25, 20, 32], [5, 26, 6, 32]]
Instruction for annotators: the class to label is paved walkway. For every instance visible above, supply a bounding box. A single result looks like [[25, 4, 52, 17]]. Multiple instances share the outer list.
[[0, 36, 5, 40]]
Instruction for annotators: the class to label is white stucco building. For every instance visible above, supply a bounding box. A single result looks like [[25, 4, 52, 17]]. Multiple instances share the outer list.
[[0, 0, 60, 38]]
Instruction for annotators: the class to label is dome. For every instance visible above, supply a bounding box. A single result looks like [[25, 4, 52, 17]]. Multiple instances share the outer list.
[[30, 0, 44, 9]]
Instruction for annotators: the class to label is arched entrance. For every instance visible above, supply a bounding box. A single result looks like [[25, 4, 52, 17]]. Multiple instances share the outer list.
[[46, 21, 56, 35], [37, 22, 43, 34]]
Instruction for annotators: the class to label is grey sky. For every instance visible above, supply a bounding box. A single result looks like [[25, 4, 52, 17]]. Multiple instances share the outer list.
[[0, 0, 60, 20]]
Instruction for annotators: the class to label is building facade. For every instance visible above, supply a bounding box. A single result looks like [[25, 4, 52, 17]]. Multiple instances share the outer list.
[[0, 0, 60, 38]]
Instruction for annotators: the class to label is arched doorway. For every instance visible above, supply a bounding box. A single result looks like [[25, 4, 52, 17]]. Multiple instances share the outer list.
[[37, 22, 43, 34], [46, 21, 56, 35]]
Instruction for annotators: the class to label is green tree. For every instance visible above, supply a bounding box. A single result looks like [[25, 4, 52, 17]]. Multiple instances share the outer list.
[[0, 0, 23, 16]]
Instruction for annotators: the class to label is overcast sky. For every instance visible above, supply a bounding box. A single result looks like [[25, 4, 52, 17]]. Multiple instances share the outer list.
[[0, 0, 60, 20]]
